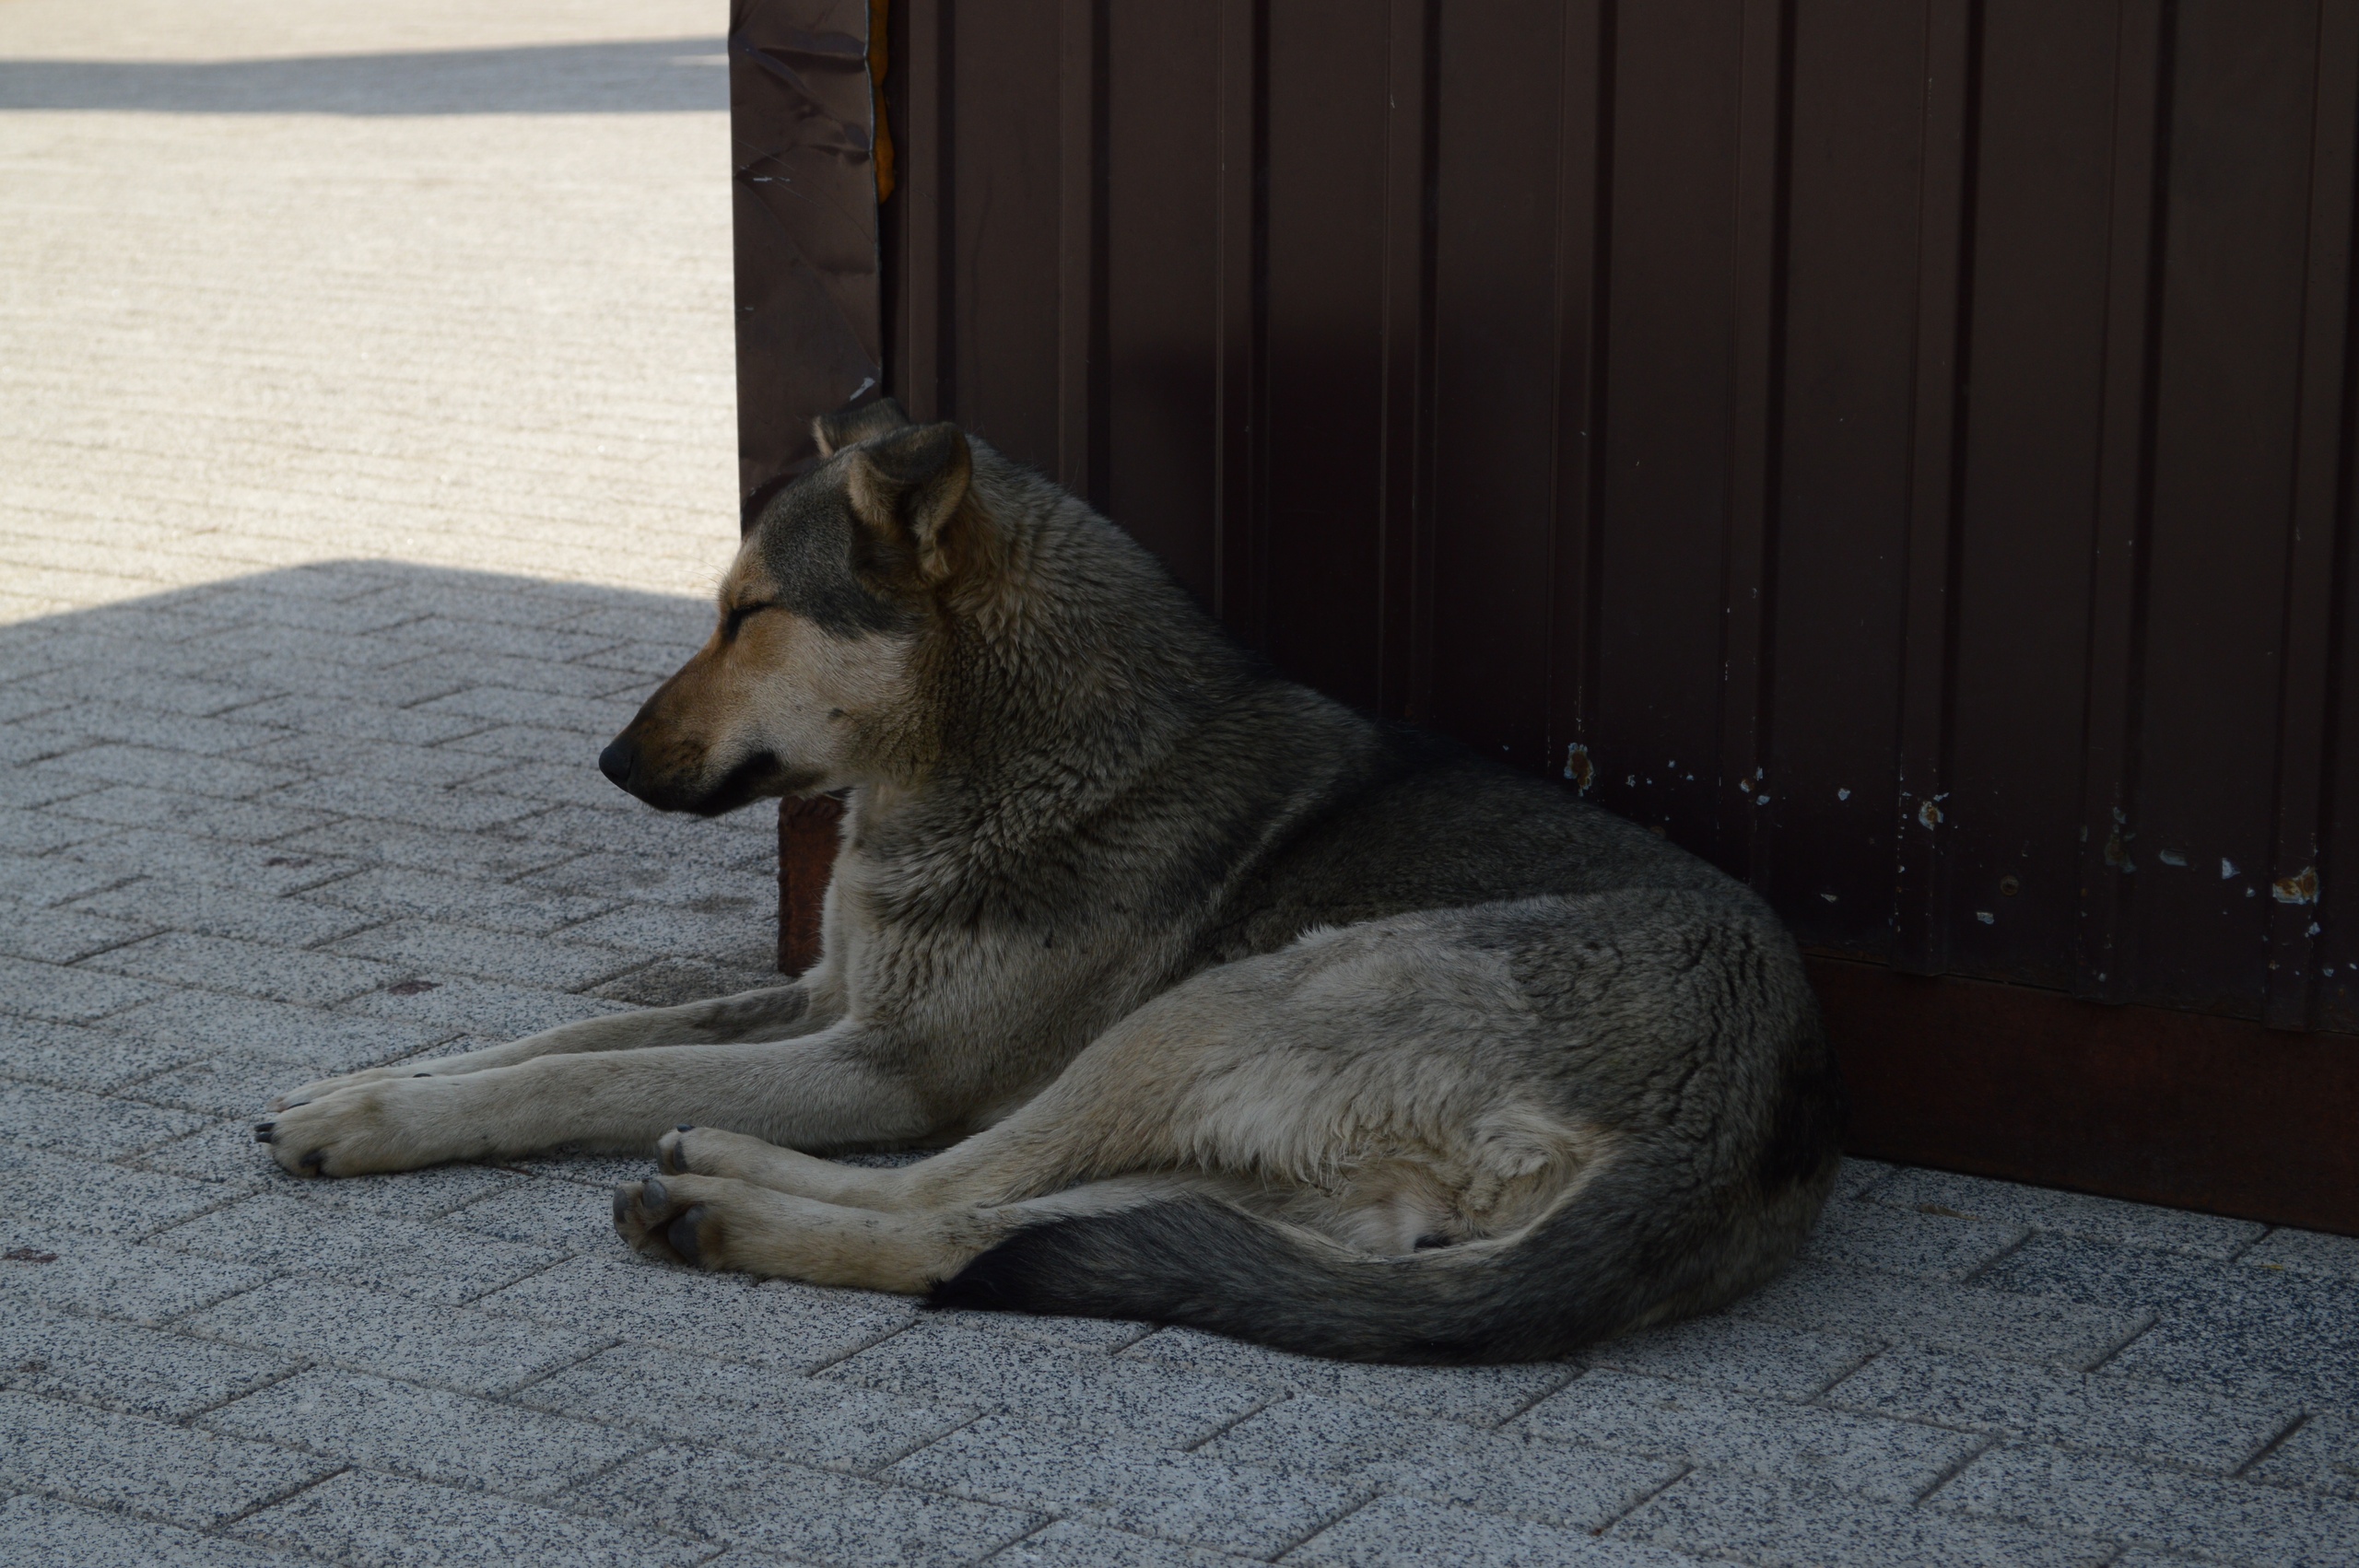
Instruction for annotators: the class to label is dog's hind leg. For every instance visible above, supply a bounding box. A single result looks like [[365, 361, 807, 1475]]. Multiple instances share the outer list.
[[267, 981, 837, 1112], [611, 1169, 1240, 1293]]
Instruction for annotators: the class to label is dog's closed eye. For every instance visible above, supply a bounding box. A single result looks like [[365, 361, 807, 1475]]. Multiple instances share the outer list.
[[723, 602, 776, 637]]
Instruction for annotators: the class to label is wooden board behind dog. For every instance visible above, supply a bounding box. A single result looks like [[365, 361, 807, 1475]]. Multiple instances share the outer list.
[[258, 398, 1843, 1363]]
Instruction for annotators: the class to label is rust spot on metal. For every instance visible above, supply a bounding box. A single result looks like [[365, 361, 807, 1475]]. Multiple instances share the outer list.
[[1918, 800, 1942, 830], [1563, 743, 1594, 792], [1999, 875, 2020, 896], [2272, 866, 2320, 906]]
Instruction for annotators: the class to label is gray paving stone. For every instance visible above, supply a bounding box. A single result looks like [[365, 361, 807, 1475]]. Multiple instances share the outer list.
[[520, 850, 781, 908], [0, 1388, 337, 1528], [0, 1076, 212, 1157], [516, 1340, 968, 1474], [416, 685, 633, 735], [272, 818, 581, 883], [1725, 1259, 2150, 1370], [267, 775, 545, 834], [827, 1318, 1270, 1446], [0, 1012, 201, 1092], [50, 784, 338, 844], [183, 1277, 610, 1395], [1584, 1315, 1878, 1399], [501, 1148, 675, 1188], [399, 651, 643, 703], [1614, 1469, 2106, 1568], [0, 954, 166, 1024], [1291, 1494, 1703, 1568], [1206, 1393, 1683, 1531], [0, 903, 154, 964], [340, 975, 628, 1038], [66, 876, 380, 949], [889, 1416, 1365, 1558], [9, 706, 295, 763], [507, 803, 779, 867], [561, 903, 780, 967], [379, 615, 628, 663], [213, 658, 465, 711], [591, 1439, 1039, 1567], [0, 848, 136, 907], [201, 1368, 647, 1499], [58, 827, 364, 895], [2249, 1412, 2359, 1502], [440, 1176, 644, 1251], [83, 931, 403, 1008], [1121, 1326, 1572, 1423], [190, 619, 443, 671], [994, 1520, 1241, 1568], [1, 1301, 296, 1419], [923, 1307, 1158, 1353], [1977, 1234, 2359, 1406], [328, 919, 641, 992], [1801, 1197, 2029, 1281], [14, 1145, 235, 1246], [590, 956, 786, 1009], [0, 1218, 267, 1324], [158, 1191, 568, 1305], [1936, 1441, 2359, 1567], [300, 864, 621, 935], [9, 666, 278, 720], [1823, 1345, 2296, 1472], [1517, 1369, 1985, 1504], [0, 1492, 312, 1568], [1871, 1167, 2269, 1260], [442, 721, 627, 766], [0, 806, 109, 855], [478, 1252, 915, 1373], [0, 764, 104, 812], [104, 989, 450, 1071], [232, 1467, 712, 1568], [231, 693, 492, 747], [35, 743, 302, 801], [2240, 1226, 2359, 1281]]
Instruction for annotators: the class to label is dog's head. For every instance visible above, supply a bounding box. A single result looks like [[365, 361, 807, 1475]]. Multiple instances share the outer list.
[[598, 396, 981, 815]]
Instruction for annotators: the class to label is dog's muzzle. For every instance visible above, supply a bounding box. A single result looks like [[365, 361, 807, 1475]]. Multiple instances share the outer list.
[[598, 737, 639, 793]]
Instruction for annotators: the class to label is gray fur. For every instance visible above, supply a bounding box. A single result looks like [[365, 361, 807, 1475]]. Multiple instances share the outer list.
[[258, 409, 1842, 1363]]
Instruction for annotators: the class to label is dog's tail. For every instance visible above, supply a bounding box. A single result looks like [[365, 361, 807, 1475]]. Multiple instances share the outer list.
[[927, 1136, 1835, 1363]]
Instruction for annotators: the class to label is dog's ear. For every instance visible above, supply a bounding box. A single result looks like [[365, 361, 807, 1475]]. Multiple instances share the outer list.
[[812, 395, 913, 458], [843, 422, 975, 586]]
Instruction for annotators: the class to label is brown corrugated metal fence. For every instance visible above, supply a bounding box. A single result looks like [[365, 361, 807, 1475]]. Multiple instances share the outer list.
[[733, 0, 2359, 1231]]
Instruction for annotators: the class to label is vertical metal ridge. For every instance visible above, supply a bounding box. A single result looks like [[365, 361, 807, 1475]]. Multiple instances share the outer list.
[[1717, 0, 1794, 883], [1545, 0, 1613, 778], [895, 0, 947, 418], [1055, 0, 1102, 502], [1893, 0, 1983, 974], [2264, 0, 2359, 1031], [2073, 0, 2176, 1004], [1377, 0, 1438, 722], [1212, 0, 1266, 644]]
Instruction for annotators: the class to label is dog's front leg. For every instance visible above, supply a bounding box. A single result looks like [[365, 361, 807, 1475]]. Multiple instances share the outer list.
[[266, 981, 839, 1112], [256, 1027, 927, 1177]]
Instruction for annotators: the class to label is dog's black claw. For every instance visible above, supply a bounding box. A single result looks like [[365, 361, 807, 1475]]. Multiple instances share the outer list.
[[299, 1150, 324, 1175], [413, 1072, 432, 1079], [657, 1141, 686, 1176], [612, 1186, 633, 1224], [668, 1206, 705, 1267], [675, 1124, 694, 1133], [253, 1122, 275, 1144], [642, 1177, 667, 1211]]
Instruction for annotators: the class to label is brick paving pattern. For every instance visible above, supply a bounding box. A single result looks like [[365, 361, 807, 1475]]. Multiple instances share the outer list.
[[4, 3, 2356, 1564]]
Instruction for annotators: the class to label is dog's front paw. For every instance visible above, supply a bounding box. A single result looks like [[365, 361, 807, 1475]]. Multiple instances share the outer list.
[[253, 1080, 446, 1177], [267, 1064, 405, 1113], [613, 1176, 727, 1269]]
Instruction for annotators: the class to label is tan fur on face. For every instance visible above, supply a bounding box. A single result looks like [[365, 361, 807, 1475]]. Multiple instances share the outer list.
[[619, 549, 924, 804]]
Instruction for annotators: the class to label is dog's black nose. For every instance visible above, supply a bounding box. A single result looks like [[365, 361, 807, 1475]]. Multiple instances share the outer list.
[[598, 738, 637, 790]]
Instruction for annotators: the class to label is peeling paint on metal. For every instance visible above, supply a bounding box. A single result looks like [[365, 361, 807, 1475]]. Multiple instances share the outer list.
[[2221, 857, 2239, 878], [1562, 743, 1595, 791], [2272, 866, 2320, 905], [1976, 911, 1994, 924], [2158, 849, 2187, 867], [1837, 787, 1851, 802], [1918, 800, 1942, 829]]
